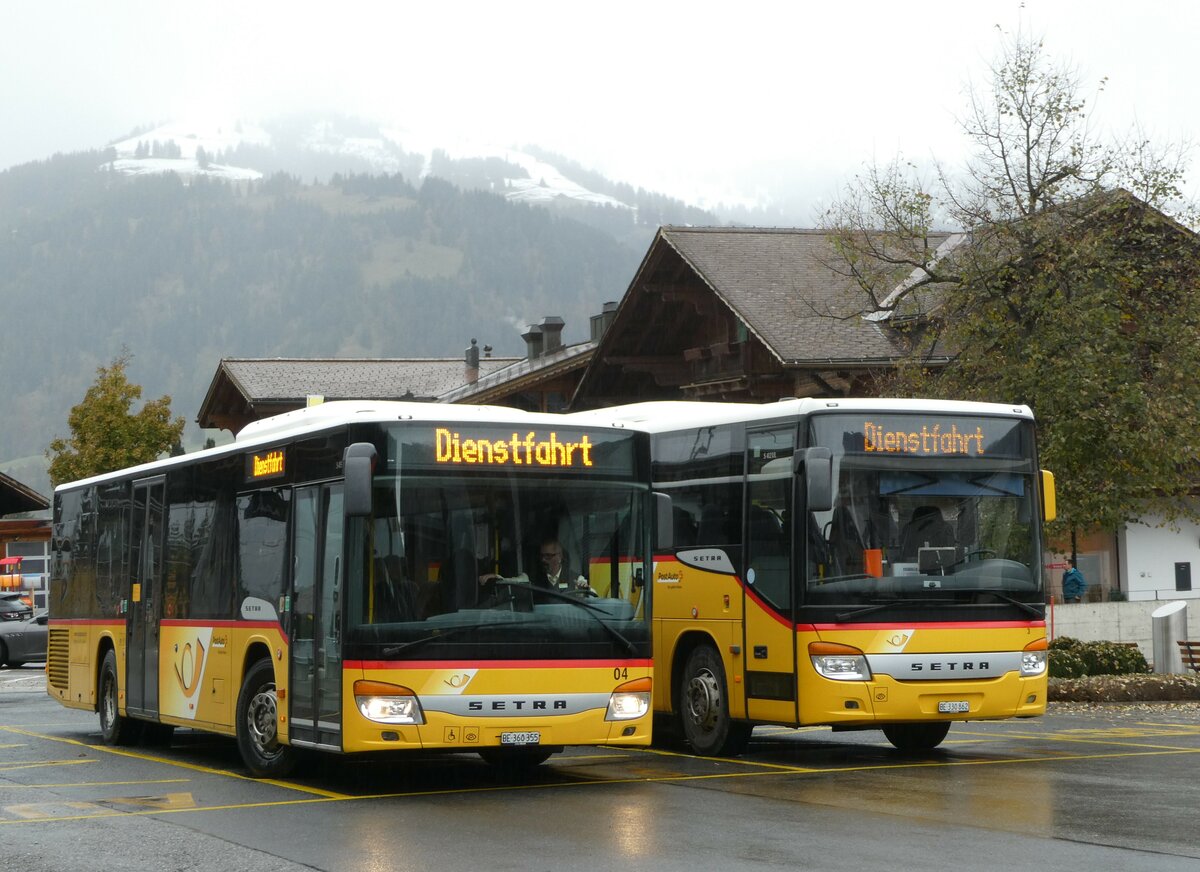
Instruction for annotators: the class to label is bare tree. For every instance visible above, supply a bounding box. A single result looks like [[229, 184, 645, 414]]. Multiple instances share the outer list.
[[820, 26, 1199, 536]]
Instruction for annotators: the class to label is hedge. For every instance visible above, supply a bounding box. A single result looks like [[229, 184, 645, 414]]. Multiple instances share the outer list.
[[1048, 636, 1150, 678]]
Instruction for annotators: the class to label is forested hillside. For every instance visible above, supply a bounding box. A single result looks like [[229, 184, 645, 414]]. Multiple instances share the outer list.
[[0, 152, 670, 494]]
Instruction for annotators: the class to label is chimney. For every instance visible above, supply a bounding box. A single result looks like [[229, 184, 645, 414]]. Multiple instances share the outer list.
[[540, 316, 565, 355], [522, 324, 544, 360], [590, 301, 618, 341], [465, 338, 480, 383]]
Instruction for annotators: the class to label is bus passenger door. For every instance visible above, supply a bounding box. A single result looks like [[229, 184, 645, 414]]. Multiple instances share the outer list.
[[289, 483, 345, 749], [743, 427, 798, 725], [127, 477, 166, 718]]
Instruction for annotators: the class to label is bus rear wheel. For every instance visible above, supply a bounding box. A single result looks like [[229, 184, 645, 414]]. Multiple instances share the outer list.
[[679, 644, 751, 757], [236, 659, 298, 778], [882, 721, 951, 753], [98, 649, 142, 746]]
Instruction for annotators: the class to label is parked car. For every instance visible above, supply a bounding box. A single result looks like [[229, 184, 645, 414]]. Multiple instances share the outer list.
[[0, 609, 47, 666], [0, 597, 33, 621]]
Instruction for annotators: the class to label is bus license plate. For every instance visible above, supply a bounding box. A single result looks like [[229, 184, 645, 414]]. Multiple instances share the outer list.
[[500, 731, 541, 746], [938, 701, 970, 713]]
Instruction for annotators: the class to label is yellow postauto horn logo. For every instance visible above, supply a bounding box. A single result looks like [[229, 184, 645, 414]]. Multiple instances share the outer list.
[[435, 428, 594, 468]]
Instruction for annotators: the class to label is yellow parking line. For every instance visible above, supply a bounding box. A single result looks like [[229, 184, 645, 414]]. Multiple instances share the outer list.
[[20, 779, 190, 789], [0, 760, 96, 772], [626, 744, 819, 772], [5, 743, 1199, 824], [0, 727, 347, 800], [954, 728, 1200, 752], [1, 795, 342, 824]]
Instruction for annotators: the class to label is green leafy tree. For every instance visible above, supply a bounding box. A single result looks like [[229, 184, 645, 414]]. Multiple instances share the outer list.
[[46, 353, 186, 486], [821, 27, 1198, 539]]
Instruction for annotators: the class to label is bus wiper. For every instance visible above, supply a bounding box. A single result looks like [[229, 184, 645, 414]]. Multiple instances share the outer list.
[[497, 580, 638, 655], [835, 598, 955, 622], [980, 590, 1043, 618], [811, 573, 873, 585], [382, 622, 500, 656], [835, 599, 902, 621]]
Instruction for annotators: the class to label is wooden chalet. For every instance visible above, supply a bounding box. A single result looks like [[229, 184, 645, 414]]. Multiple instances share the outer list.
[[570, 227, 917, 409]]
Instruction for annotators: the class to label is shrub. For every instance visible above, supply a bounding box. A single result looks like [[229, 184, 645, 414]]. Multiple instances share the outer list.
[[1049, 636, 1150, 678]]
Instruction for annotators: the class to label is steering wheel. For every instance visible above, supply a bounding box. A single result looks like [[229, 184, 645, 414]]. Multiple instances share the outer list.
[[965, 549, 997, 561]]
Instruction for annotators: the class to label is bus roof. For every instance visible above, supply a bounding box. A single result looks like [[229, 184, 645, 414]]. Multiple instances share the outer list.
[[54, 400, 634, 493], [567, 398, 1035, 434]]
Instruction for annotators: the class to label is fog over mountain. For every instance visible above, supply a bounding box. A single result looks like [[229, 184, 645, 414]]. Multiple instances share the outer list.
[[3, 0, 1195, 498], [0, 114, 762, 497]]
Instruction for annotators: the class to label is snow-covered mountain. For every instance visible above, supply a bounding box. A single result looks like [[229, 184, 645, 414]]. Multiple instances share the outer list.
[[105, 116, 635, 210]]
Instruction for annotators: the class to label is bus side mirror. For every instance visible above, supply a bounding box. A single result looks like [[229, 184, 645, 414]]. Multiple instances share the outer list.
[[344, 442, 377, 517], [654, 492, 674, 551], [795, 447, 833, 513], [1041, 469, 1056, 523]]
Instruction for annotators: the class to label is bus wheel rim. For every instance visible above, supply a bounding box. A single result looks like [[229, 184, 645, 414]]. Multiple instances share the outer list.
[[102, 677, 116, 727], [686, 668, 721, 731], [247, 686, 279, 753]]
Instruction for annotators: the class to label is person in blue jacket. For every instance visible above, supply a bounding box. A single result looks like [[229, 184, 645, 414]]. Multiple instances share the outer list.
[[1062, 560, 1088, 603]]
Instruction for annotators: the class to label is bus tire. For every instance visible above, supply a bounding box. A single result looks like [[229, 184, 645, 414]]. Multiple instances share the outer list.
[[882, 721, 951, 753], [679, 644, 751, 757], [99, 649, 143, 746], [236, 659, 297, 778]]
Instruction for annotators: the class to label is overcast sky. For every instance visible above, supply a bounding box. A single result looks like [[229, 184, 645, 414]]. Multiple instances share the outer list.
[[3, 0, 1195, 215]]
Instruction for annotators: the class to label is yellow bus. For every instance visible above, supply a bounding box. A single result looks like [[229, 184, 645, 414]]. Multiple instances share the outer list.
[[48, 401, 655, 776], [572, 398, 1055, 754]]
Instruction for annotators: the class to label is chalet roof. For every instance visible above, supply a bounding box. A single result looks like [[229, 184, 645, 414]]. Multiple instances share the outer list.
[[0, 471, 48, 517], [221, 357, 520, 400], [658, 227, 911, 364], [196, 356, 519, 432], [439, 340, 597, 404]]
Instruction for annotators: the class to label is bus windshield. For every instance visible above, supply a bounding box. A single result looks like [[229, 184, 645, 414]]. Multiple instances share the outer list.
[[345, 471, 650, 660], [805, 413, 1043, 609]]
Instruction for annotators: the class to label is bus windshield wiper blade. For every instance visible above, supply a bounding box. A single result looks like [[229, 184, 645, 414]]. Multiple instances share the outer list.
[[980, 590, 1043, 617], [835, 598, 955, 622], [835, 599, 903, 621], [382, 622, 500, 656], [497, 580, 638, 655], [811, 573, 873, 584]]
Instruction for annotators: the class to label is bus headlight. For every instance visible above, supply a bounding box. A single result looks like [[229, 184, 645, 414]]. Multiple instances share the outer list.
[[809, 642, 871, 681], [1021, 639, 1048, 676], [354, 680, 425, 725], [606, 677, 651, 721]]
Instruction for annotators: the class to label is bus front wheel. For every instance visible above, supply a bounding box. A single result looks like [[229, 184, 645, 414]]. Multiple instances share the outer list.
[[882, 721, 951, 753], [98, 649, 142, 746], [236, 659, 298, 778], [679, 644, 750, 757]]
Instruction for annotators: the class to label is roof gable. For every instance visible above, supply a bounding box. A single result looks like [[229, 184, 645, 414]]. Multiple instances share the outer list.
[[659, 227, 911, 363]]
